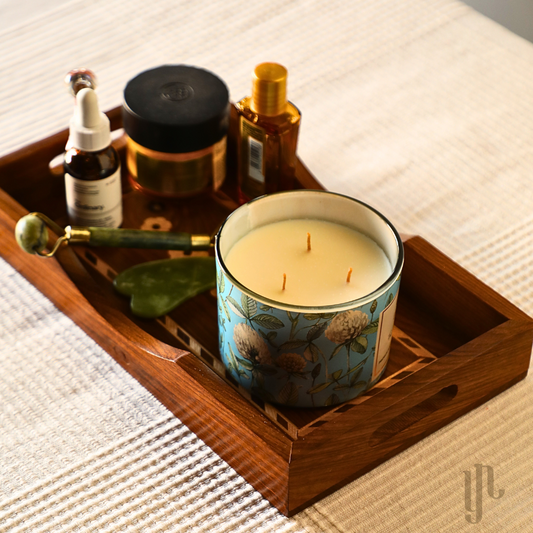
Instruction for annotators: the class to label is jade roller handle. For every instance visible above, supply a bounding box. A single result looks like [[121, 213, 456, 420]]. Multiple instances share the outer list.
[[68, 226, 212, 252], [14, 213, 212, 257]]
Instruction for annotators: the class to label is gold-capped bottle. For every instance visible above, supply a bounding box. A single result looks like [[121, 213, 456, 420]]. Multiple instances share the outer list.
[[235, 63, 301, 203]]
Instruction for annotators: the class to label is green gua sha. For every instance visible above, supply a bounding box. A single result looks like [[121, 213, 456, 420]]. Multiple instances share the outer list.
[[113, 257, 216, 318]]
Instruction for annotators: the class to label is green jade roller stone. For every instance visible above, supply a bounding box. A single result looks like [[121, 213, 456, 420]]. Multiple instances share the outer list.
[[113, 257, 216, 318], [15, 214, 49, 254]]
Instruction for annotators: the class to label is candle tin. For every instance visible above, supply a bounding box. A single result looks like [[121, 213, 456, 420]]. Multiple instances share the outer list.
[[215, 190, 404, 408], [122, 65, 230, 198]]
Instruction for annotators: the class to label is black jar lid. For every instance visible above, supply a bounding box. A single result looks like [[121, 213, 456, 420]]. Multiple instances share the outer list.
[[122, 65, 229, 153]]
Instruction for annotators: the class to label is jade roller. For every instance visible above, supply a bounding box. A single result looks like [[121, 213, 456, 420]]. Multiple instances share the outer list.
[[15, 212, 212, 257]]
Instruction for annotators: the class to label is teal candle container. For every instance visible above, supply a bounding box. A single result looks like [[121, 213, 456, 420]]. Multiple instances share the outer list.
[[215, 190, 404, 408]]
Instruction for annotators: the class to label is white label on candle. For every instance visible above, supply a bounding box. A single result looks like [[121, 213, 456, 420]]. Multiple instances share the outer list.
[[225, 219, 392, 307], [372, 291, 398, 381]]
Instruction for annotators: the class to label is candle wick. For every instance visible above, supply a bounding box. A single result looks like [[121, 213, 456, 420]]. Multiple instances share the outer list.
[[307, 232, 311, 252], [282, 273, 287, 291], [346, 267, 353, 283]]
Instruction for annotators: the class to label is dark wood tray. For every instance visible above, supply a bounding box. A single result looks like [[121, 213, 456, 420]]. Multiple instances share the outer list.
[[1, 106, 532, 516]]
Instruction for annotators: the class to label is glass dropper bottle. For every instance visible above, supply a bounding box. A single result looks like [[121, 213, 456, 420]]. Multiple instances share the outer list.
[[63, 69, 123, 228]]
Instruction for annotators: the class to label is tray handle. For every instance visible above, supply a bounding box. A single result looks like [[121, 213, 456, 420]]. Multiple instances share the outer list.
[[369, 384, 458, 448]]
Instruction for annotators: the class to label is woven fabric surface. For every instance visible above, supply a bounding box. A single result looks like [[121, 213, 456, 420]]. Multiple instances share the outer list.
[[1, 0, 533, 531]]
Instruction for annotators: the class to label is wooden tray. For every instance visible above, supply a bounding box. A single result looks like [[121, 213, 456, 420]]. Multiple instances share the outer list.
[[1, 107, 532, 516]]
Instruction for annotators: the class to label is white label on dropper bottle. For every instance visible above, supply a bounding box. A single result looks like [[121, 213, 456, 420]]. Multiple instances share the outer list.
[[65, 167, 123, 227]]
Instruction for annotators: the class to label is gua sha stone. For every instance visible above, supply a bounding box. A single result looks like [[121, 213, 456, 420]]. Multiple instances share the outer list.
[[113, 257, 216, 318]]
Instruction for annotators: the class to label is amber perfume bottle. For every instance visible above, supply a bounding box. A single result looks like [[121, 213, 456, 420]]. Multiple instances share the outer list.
[[235, 63, 301, 203]]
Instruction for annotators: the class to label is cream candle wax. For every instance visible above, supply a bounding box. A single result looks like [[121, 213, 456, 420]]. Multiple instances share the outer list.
[[215, 190, 404, 408], [225, 219, 392, 307]]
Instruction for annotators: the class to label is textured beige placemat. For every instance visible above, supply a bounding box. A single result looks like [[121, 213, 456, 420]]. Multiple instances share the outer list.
[[1, 0, 533, 531]]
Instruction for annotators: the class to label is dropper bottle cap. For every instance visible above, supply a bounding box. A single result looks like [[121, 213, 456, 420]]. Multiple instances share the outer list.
[[69, 87, 111, 152], [250, 63, 288, 117]]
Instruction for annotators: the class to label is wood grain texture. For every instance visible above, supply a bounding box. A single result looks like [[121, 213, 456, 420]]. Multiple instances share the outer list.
[[0, 107, 531, 516]]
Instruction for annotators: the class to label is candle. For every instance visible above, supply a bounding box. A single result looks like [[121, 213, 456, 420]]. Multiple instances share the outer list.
[[215, 190, 403, 408], [225, 219, 392, 307]]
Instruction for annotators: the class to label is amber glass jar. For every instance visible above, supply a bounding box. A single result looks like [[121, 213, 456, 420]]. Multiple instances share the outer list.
[[122, 65, 230, 197]]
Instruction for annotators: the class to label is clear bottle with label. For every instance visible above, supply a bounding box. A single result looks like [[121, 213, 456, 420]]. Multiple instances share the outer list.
[[235, 63, 301, 203], [64, 87, 123, 227]]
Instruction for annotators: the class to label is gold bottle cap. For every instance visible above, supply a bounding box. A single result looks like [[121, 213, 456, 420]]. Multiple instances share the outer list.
[[251, 63, 288, 116]]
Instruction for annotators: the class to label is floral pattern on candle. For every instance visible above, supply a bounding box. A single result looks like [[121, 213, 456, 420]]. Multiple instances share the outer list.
[[217, 263, 402, 408], [233, 323, 272, 365]]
